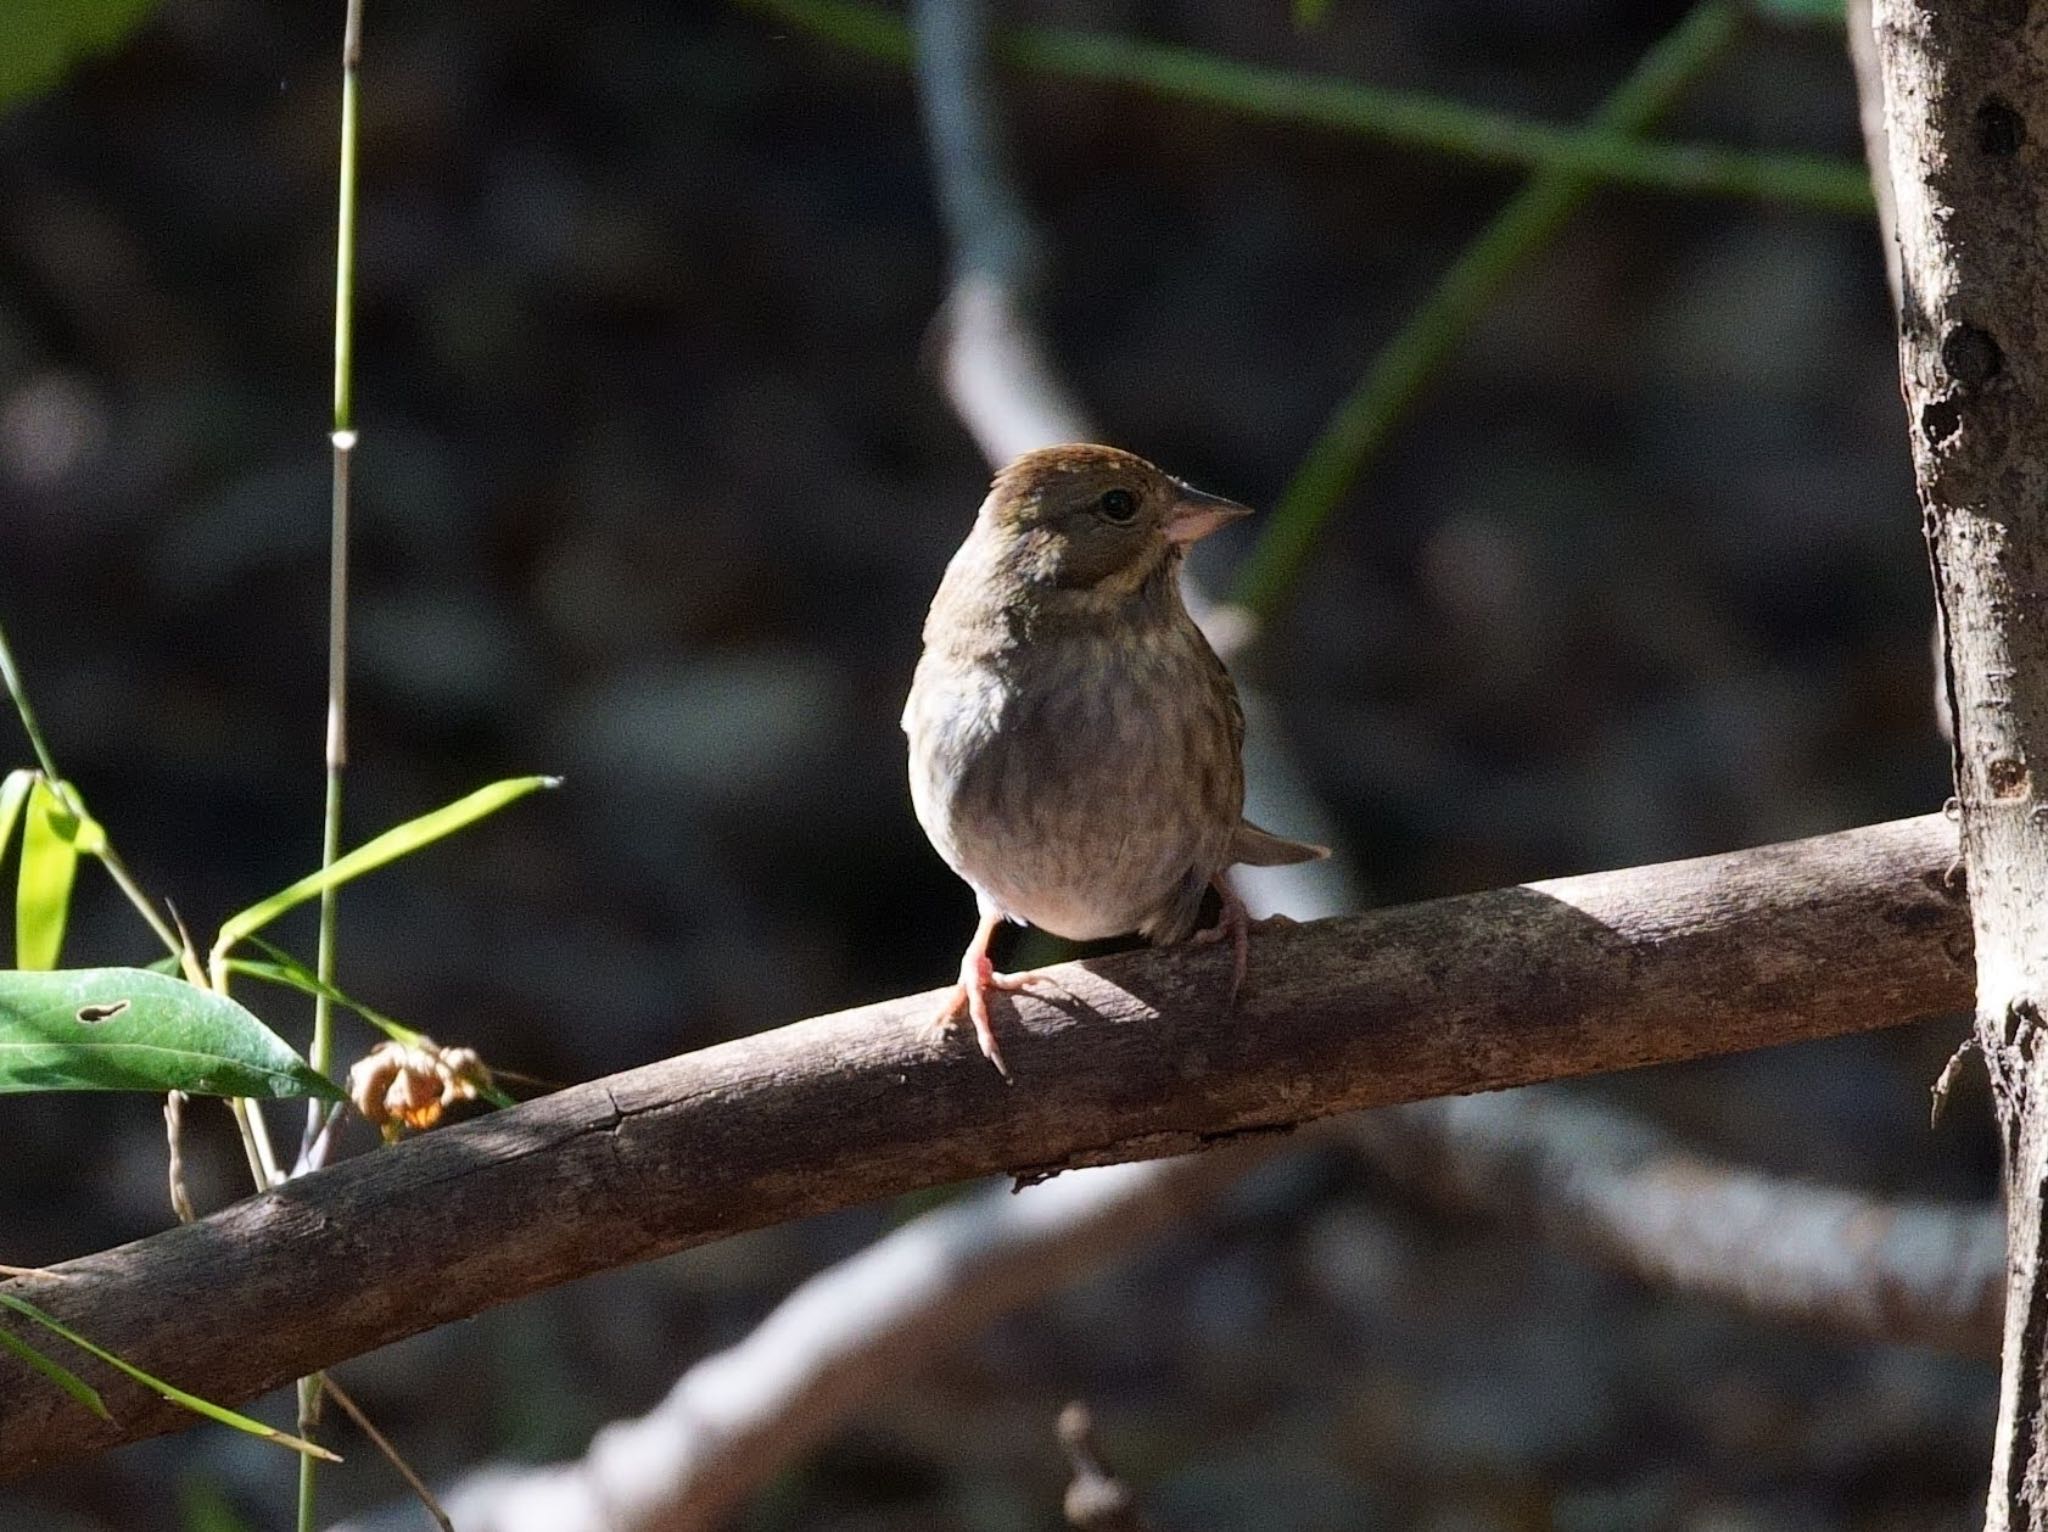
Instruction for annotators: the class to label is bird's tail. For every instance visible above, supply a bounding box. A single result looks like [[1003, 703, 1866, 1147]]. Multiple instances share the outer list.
[[1230, 820, 1330, 867]]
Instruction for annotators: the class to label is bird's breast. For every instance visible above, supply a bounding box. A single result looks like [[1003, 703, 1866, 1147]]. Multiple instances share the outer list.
[[904, 623, 1241, 941]]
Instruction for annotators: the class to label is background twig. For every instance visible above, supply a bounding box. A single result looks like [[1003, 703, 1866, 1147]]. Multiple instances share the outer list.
[[338, 1150, 1267, 1532], [1352, 1089, 2002, 1356], [1232, 0, 1742, 623], [749, 0, 1873, 213]]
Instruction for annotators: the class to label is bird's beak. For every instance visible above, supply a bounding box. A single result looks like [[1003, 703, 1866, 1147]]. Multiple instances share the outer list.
[[1163, 483, 1254, 546]]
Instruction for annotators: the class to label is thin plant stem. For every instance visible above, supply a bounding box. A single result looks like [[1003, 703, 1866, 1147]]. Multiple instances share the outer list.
[[196, 946, 284, 1211], [323, 1374, 456, 1532], [742, 0, 1873, 214], [226, 1098, 280, 1190], [0, 620, 65, 786], [301, 2, 363, 1525], [0, 618, 182, 958], [310, 0, 361, 1149], [1231, 0, 1745, 622], [80, 845, 181, 958]]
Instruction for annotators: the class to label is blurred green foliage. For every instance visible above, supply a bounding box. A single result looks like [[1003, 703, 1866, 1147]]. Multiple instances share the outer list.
[[1, 0, 159, 111]]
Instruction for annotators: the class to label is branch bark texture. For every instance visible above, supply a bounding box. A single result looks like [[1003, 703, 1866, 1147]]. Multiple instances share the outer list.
[[1874, 6, 2048, 1525], [0, 814, 1968, 1477]]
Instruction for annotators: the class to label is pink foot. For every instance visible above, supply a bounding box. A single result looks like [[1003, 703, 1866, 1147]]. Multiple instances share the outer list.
[[933, 929, 1049, 1081], [1190, 877, 1252, 1004]]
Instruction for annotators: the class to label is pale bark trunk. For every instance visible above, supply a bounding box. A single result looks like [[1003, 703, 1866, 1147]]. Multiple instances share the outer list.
[[1873, 4, 2048, 1523]]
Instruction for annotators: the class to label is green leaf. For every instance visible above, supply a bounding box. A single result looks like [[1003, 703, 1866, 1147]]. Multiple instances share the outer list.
[[0, 1293, 340, 1461], [1293, 0, 1332, 26], [213, 776, 559, 957], [0, 770, 32, 866], [0, 1323, 110, 1420], [0, 967, 341, 1098], [15, 779, 81, 969], [0, 0, 161, 112]]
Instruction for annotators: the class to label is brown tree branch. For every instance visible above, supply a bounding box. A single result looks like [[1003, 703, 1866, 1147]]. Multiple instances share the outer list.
[[0, 812, 1969, 1478], [1872, 5, 2048, 1525]]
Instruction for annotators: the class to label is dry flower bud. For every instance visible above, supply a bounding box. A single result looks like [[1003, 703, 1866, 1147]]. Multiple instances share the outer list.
[[348, 1040, 493, 1139]]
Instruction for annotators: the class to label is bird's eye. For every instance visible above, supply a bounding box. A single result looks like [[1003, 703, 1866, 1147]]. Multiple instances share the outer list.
[[1098, 488, 1138, 524]]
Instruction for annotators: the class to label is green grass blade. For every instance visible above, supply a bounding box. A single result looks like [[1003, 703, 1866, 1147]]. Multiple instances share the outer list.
[[214, 775, 559, 957], [0, 1323, 111, 1420], [15, 779, 81, 970], [0, 770, 32, 870], [0, 967, 342, 1098], [0, 1293, 340, 1461], [227, 949, 425, 1047]]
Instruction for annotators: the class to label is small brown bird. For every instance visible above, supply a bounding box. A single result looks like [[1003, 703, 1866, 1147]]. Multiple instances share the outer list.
[[903, 444, 1328, 1078]]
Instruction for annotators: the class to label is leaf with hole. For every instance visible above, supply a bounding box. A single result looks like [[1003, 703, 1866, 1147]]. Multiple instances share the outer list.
[[0, 1293, 339, 1460], [213, 775, 559, 958], [0, 968, 341, 1098]]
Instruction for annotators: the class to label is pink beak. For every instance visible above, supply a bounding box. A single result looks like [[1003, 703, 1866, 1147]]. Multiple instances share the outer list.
[[1163, 483, 1254, 546]]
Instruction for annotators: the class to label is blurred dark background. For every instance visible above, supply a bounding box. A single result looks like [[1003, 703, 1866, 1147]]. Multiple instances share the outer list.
[[0, 0, 1995, 1527]]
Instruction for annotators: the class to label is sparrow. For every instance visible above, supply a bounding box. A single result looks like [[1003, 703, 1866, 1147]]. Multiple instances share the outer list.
[[903, 443, 1328, 1079]]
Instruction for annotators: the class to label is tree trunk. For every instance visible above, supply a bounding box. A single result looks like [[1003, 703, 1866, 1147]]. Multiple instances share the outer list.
[[1873, 5, 2048, 1523]]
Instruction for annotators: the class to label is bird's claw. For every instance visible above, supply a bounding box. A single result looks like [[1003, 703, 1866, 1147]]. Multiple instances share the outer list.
[[932, 953, 1050, 1082], [1192, 882, 1252, 1006]]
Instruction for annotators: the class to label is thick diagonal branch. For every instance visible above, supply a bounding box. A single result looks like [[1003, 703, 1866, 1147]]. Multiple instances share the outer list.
[[0, 812, 1968, 1478]]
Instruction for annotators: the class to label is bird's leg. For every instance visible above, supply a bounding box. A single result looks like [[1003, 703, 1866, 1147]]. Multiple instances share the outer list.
[[1190, 874, 1251, 1004], [934, 905, 1049, 1080]]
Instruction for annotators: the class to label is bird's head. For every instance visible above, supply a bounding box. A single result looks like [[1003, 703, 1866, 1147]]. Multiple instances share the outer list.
[[975, 444, 1252, 601]]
